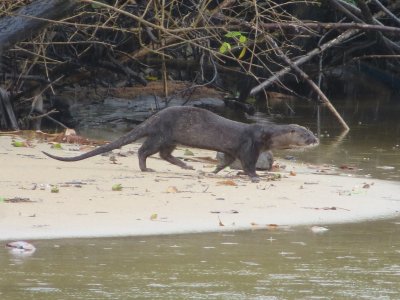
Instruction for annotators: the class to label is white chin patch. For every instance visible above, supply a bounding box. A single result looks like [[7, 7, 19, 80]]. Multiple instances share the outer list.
[[285, 143, 318, 150]]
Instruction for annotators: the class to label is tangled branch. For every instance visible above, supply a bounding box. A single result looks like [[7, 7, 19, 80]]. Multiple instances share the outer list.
[[1, 0, 399, 130]]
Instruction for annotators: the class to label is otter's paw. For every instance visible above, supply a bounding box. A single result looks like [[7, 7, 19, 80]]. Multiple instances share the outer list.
[[143, 168, 155, 172], [212, 167, 222, 174], [250, 176, 260, 183]]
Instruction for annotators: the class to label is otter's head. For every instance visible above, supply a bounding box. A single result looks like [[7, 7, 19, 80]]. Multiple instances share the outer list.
[[269, 124, 319, 150]]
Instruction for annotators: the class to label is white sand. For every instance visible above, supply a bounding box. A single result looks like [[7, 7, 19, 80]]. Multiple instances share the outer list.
[[0, 135, 399, 241]]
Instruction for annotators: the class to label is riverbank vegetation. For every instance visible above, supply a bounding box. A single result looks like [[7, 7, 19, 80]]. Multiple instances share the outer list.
[[1, 0, 399, 131]]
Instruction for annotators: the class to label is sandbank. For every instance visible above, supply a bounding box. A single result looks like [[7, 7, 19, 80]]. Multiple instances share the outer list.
[[0, 135, 399, 241]]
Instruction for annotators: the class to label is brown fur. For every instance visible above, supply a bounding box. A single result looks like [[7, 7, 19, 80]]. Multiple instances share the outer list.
[[43, 106, 318, 181]]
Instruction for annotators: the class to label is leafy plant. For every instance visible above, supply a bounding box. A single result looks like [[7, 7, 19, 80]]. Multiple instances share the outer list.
[[219, 31, 247, 59]]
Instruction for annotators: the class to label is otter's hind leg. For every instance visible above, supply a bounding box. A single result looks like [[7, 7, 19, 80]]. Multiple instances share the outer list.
[[138, 138, 163, 172], [159, 146, 194, 170], [213, 153, 235, 174]]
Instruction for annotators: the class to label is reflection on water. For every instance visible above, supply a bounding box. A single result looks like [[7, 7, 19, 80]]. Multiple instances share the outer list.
[[1, 220, 400, 299]]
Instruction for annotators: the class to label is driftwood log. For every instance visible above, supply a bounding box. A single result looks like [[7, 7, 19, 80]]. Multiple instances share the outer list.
[[0, 0, 78, 129], [0, 0, 78, 55]]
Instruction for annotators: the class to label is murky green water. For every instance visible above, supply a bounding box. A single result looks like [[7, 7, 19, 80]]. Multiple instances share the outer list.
[[2, 221, 400, 299], [271, 94, 400, 181], [2, 91, 400, 299]]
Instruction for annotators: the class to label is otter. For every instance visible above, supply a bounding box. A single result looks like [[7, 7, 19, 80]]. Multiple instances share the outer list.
[[42, 106, 318, 182]]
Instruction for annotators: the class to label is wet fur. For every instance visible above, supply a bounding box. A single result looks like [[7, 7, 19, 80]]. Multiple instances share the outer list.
[[43, 106, 318, 181]]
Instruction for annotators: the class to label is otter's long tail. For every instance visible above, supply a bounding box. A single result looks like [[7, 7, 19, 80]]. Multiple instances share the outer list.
[[42, 124, 147, 162]]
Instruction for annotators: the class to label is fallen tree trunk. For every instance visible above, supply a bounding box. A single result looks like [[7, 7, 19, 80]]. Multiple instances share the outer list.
[[0, 0, 78, 55], [0, 0, 78, 130]]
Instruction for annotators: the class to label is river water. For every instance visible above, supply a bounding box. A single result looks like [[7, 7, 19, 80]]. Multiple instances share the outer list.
[[1, 92, 400, 299], [1, 221, 400, 299]]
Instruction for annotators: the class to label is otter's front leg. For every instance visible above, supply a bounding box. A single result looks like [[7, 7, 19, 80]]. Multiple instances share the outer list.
[[239, 158, 260, 182], [245, 169, 260, 183], [239, 142, 261, 182]]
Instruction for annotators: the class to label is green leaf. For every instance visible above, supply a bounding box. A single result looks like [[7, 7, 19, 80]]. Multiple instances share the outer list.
[[51, 186, 59, 193], [112, 184, 123, 191], [225, 31, 242, 38], [51, 143, 63, 150], [238, 47, 247, 59], [12, 141, 26, 147], [239, 35, 247, 44], [219, 42, 231, 54], [271, 173, 282, 181]]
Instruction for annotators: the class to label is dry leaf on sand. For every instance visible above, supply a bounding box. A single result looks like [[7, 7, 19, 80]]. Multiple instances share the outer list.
[[166, 186, 179, 193], [216, 180, 237, 186]]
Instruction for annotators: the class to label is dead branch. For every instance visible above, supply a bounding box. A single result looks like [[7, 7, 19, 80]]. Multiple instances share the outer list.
[[28, 108, 57, 120], [266, 36, 349, 131], [328, 0, 400, 53], [257, 22, 400, 36], [250, 28, 360, 95], [370, 0, 400, 26], [1, 0, 400, 131]]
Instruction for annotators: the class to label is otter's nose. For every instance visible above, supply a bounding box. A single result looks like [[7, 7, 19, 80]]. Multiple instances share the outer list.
[[308, 136, 319, 145]]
